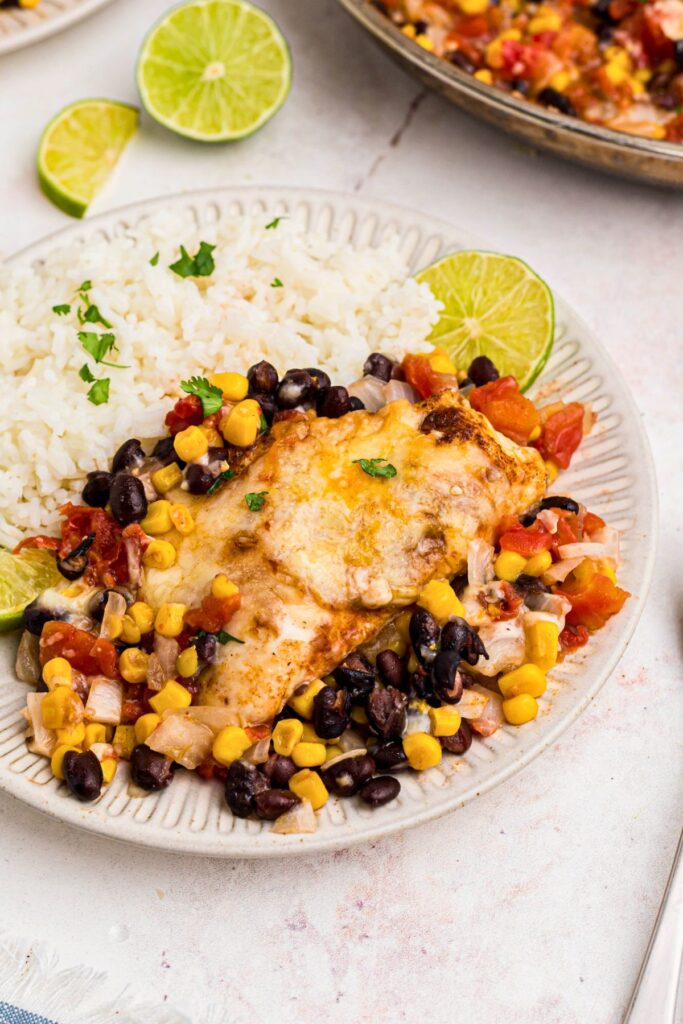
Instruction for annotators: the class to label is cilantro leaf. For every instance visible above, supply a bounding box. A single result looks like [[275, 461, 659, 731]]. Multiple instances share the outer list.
[[150, 252, 160, 266], [265, 216, 285, 230], [270, 277, 283, 288], [216, 630, 245, 645], [77, 280, 92, 293], [78, 331, 116, 363], [169, 241, 216, 278], [87, 378, 110, 405], [245, 491, 268, 512], [52, 304, 71, 316], [259, 412, 268, 432], [180, 375, 224, 417], [353, 457, 397, 479], [207, 469, 235, 495], [82, 304, 112, 328], [79, 364, 96, 383]]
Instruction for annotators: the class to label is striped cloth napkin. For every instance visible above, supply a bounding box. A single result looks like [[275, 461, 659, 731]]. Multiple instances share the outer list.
[[0, 1007, 59, 1024]]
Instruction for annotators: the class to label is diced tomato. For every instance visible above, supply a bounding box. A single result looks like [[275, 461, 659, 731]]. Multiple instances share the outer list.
[[499, 518, 553, 556], [13, 535, 60, 554], [246, 723, 272, 743], [583, 510, 605, 535], [184, 593, 241, 634], [492, 580, 524, 619], [40, 622, 119, 678], [122, 698, 148, 724], [402, 353, 447, 400], [58, 504, 131, 587], [559, 623, 590, 651], [560, 573, 630, 630], [165, 394, 204, 436], [469, 376, 540, 446], [551, 509, 581, 556], [536, 402, 584, 469]]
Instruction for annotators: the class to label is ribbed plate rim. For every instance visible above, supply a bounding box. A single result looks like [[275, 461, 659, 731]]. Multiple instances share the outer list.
[[0, 0, 115, 55]]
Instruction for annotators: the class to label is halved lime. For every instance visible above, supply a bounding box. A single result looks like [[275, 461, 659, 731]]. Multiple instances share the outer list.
[[416, 250, 555, 392], [0, 548, 62, 634], [37, 99, 139, 219], [136, 0, 292, 143]]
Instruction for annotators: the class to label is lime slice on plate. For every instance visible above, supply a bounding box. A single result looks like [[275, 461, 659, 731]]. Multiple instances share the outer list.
[[37, 99, 139, 219], [416, 250, 555, 392], [0, 548, 62, 634], [136, 0, 292, 142]]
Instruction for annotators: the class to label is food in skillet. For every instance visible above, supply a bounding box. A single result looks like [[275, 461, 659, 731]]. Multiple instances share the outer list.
[[372, 0, 683, 142], [13, 344, 629, 833]]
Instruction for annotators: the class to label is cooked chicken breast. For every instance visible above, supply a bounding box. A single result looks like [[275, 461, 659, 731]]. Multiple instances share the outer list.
[[142, 390, 546, 727]]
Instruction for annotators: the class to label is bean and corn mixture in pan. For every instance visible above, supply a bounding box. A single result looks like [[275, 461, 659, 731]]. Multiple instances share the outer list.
[[373, 0, 683, 142], [15, 348, 629, 834]]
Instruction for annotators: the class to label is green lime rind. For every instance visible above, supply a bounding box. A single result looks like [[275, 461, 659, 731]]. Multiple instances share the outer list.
[[416, 249, 555, 393], [0, 548, 62, 634], [136, 0, 292, 143], [37, 99, 139, 219]]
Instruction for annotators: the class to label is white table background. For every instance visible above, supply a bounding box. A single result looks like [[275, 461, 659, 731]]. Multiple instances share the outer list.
[[0, 1, 681, 1021]]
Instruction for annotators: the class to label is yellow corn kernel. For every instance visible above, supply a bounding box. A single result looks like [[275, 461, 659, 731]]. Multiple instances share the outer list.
[[324, 745, 343, 762], [474, 68, 494, 84], [502, 693, 538, 725], [350, 706, 369, 726], [119, 647, 149, 684], [169, 504, 195, 535], [407, 652, 420, 674], [529, 11, 562, 33], [42, 657, 72, 691], [56, 722, 86, 747], [548, 70, 571, 92], [429, 707, 462, 737], [209, 371, 249, 402], [120, 614, 142, 645], [634, 67, 652, 83], [101, 758, 117, 785], [199, 424, 223, 448], [300, 723, 328, 744], [41, 686, 84, 731], [571, 558, 595, 589], [457, 0, 489, 12], [176, 646, 199, 678], [113, 725, 136, 760], [595, 559, 617, 584], [288, 679, 325, 720], [129, 601, 155, 634], [154, 603, 187, 638], [415, 33, 435, 51], [173, 425, 209, 463], [212, 725, 252, 766], [134, 713, 161, 745], [50, 744, 80, 780], [151, 462, 183, 495], [220, 401, 261, 448], [211, 574, 239, 600], [291, 741, 327, 768], [272, 718, 304, 756], [498, 663, 547, 699], [289, 768, 329, 810], [143, 539, 177, 571], [528, 424, 542, 441], [417, 579, 465, 625], [524, 550, 553, 577], [494, 550, 527, 583], [486, 29, 520, 69], [149, 679, 192, 715], [403, 732, 442, 771], [604, 61, 628, 85], [604, 45, 630, 66], [395, 610, 412, 642], [545, 459, 559, 483], [526, 622, 559, 672], [429, 351, 457, 375], [401, 23, 416, 38], [19, 0, 42, 8], [83, 723, 110, 750], [141, 499, 173, 536]]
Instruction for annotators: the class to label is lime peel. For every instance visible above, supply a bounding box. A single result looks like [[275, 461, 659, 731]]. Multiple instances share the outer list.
[[0, 548, 62, 634]]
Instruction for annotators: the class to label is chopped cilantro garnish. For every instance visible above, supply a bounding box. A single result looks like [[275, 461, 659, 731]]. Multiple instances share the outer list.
[[87, 378, 110, 405], [82, 304, 112, 329], [77, 280, 92, 293], [180, 375, 224, 416], [78, 330, 116, 363], [52, 304, 71, 316], [245, 491, 268, 512], [169, 241, 216, 279], [353, 457, 397, 479], [79, 364, 96, 383], [207, 469, 235, 495], [150, 252, 160, 266], [259, 412, 268, 432], [270, 277, 284, 288], [265, 216, 285, 230], [216, 630, 245, 645]]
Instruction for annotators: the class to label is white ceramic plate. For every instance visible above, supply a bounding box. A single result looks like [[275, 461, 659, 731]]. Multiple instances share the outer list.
[[0, 0, 114, 55], [0, 187, 657, 857]]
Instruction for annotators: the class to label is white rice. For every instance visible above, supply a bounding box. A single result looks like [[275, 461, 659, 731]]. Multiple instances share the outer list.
[[0, 210, 439, 547]]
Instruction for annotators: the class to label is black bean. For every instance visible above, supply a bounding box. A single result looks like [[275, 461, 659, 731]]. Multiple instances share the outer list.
[[151, 436, 178, 465], [510, 78, 530, 95], [537, 88, 577, 117], [592, 0, 614, 19], [409, 667, 437, 704], [333, 652, 375, 703], [110, 474, 147, 525], [450, 573, 468, 598], [250, 392, 276, 425], [57, 533, 95, 581], [82, 471, 113, 508], [22, 600, 62, 637], [440, 720, 473, 755], [431, 650, 464, 704], [255, 789, 300, 820], [247, 360, 279, 395], [348, 396, 366, 412], [276, 369, 315, 410], [313, 686, 351, 740], [194, 632, 218, 663], [459, 377, 473, 390], [225, 760, 268, 818], [440, 617, 488, 666], [62, 750, 103, 802], [675, 40, 683, 70], [321, 753, 375, 797], [409, 608, 440, 664], [112, 438, 144, 474], [467, 355, 500, 386], [369, 739, 408, 771], [185, 464, 215, 495], [513, 574, 550, 600], [376, 650, 404, 690], [362, 352, 394, 382], [539, 495, 580, 515], [359, 775, 401, 807], [304, 367, 331, 391], [316, 386, 351, 419], [448, 50, 475, 75], [130, 744, 175, 791], [366, 686, 407, 739], [262, 754, 298, 789], [207, 446, 231, 465]]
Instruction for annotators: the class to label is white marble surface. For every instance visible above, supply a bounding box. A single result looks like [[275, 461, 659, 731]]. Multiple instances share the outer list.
[[0, 1, 682, 1021]]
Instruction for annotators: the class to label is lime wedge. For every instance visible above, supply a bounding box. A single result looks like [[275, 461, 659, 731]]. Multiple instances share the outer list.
[[37, 99, 139, 219], [136, 0, 292, 143], [416, 250, 555, 392], [0, 548, 62, 634]]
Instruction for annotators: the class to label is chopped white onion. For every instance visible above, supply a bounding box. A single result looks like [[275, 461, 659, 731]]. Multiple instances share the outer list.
[[468, 685, 504, 737], [162, 706, 235, 735], [589, 526, 620, 562], [541, 557, 583, 584], [15, 631, 41, 685], [473, 618, 525, 677], [124, 537, 142, 588], [337, 728, 368, 753], [146, 654, 166, 692], [100, 592, 127, 641], [537, 509, 559, 534], [321, 748, 367, 770], [524, 591, 572, 623], [347, 376, 386, 412], [85, 676, 123, 725], [88, 742, 115, 763], [458, 688, 490, 720], [25, 692, 57, 757], [154, 635, 180, 681], [467, 539, 495, 587], [557, 542, 614, 561], [147, 714, 213, 770], [244, 738, 271, 765], [382, 379, 418, 405], [271, 798, 317, 835]]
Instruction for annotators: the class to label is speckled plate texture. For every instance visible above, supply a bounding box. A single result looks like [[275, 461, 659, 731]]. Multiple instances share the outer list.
[[0, 188, 657, 857], [0, 0, 114, 55]]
